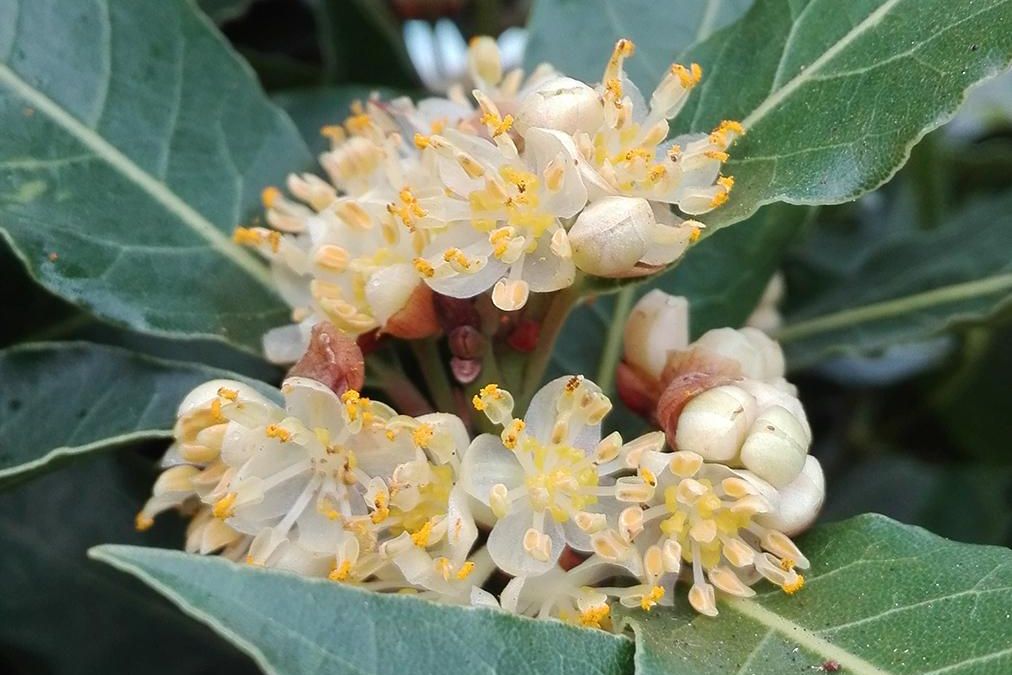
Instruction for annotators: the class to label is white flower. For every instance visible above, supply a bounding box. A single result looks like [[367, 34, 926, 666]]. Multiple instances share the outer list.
[[411, 98, 588, 310], [590, 449, 815, 616], [460, 376, 664, 578]]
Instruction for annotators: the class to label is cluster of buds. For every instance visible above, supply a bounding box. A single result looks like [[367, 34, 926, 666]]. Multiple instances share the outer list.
[[618, 289, 825, 535], [234, 36, 742, 362]]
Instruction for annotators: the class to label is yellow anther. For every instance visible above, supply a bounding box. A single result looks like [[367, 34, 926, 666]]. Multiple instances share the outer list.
[[210, 398, 225, 422], [410, 518, 436, 547], [641, 467, 657, 487], [710, 119, 745, 146], [217, 387, 238, 401], [718, 175, 735, 191], [320, 124, 346, 142], [456, 561, 476, 580], [371, 492, 389, 524], [472, 383, 503, 411], [265, 424, 291, 442], [442, 247, 475, 271], [385, 429, 396, 441], [622, 147, 653, 163], [481, 111, 514, 136], [705, 150, 730, 162], [647, 164, 667, 183], [782, 575, 805, 595], [261, 186, 281, 209], [671, 62, 703, 88], [501, 418, 526, 450], [413, 132, 431, 149], [579, 604, 611, 629], [710, 191, 729, 208], [134, 512, 154, 532], [345, 113, 372, 134], [341, 390, 361, 403], [779, 557, 796, 571], [412, 424, 434, 448], [640, 585, 665, 611], [667, 144, 682, 161], [267, 230, 281, 253], [329, 560, 352, 582], [615, 38, 635, 57], [232, 227, 263, 247], [690, 226, 703, 243], [212, 492, 237, 519], [413, 257, 435, 278]]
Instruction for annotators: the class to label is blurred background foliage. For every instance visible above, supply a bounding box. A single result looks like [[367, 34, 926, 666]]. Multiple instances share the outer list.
[[1, 0, 1009, 673]]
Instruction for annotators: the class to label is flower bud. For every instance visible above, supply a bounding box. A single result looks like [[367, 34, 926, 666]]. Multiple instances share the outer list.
[[756, 456, 825, 535], [449, 325, 486, 359], [569, 196, 653, 276], [515, 76, 604, 135], [739, 405, 810, 487], [674, 385, 757, 462], [623, 289, 689, 381], [693, 327, 786, 382]]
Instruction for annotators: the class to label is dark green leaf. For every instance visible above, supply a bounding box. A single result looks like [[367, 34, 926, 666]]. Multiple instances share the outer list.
[[198, 0, 255, 23], [0, 342, 278, 489], [90, 544, 634, 675], [676, 0, 1012, 229], [779, 192, 1012, 368], [525, 0, 753, 89], [0, 454, 256, 675], [822, 456, 1012, 546], [0, 0, 310, 352], [274, 85, 395, 156], [314, 0, 419, 88], [618, 514, 1012, 674]]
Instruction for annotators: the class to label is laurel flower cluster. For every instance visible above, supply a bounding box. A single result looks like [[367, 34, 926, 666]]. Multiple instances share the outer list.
[[140, 367, 822, 626], [234, 36, 742, 362]]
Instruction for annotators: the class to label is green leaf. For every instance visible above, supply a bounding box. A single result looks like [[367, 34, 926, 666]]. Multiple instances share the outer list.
[[822, 456, 1012, 546], [617, 514, 1012, 674], [274, 85, 396, 156], [0, 0, 310, 353], [0, 454, 256, 674], [525, 0, 753, 90], [0, 342, 278, 489], [314, 0, 419, 88], [198, 0, 255, 23], [676, 0, 1012, 229], [90, 545, 634, 675], [778, 192, 1012, 368]]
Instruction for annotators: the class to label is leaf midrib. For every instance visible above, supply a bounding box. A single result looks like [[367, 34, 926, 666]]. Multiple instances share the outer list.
[[724, 598, 891, 675], [0, 63, 274, 289], [777, 274, 1012, 342]]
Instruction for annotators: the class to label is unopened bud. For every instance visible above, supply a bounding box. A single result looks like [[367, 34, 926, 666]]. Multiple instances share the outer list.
[[623, 290, 689, 380], [674, 384, 757, 461], [756, 456, 825, 536], [739, 405, 810, 487], [569, 196, 653, 276], [450, 357, 482, 385], [516, 76, 604, 135], [694, 327, 785, 382]]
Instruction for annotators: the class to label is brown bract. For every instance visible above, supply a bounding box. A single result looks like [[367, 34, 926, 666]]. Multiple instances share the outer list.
[[384, 283, 440, 339], [618, 346, 743, 446], [287, 322, 365, 395]]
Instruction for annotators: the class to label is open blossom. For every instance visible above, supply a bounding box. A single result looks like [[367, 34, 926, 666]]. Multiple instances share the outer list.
[[411, 95, 587, 311], [239, 36, 740, 355], [587, 448, 813, 617], [460, 375, 666, 578], [137, 377, 484, 594]]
